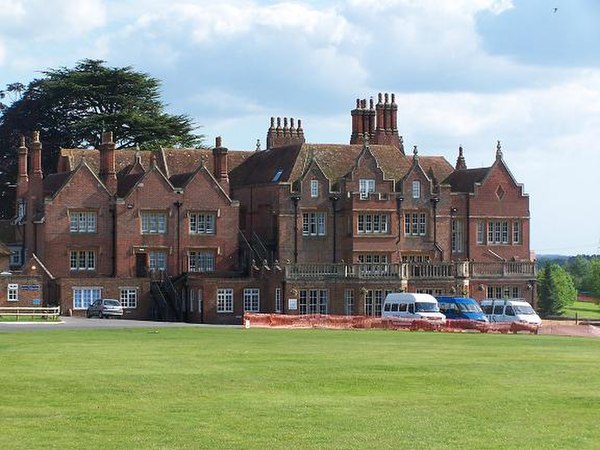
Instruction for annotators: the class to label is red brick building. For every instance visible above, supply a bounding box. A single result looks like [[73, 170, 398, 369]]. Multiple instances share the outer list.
[[12, 93, 536, 323]]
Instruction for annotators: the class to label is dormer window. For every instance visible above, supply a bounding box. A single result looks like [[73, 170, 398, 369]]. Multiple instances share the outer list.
[[310, 179, 319, 198], [359, 179, 375, 200], [412, 181, 421, 199]]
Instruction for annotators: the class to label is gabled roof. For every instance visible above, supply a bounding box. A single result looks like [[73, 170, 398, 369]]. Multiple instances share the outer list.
[[229, 143, 454, 188], [443, 167, 490, 193]]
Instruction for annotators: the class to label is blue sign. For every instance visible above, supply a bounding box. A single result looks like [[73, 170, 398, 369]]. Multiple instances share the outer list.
[[32, 299, 41, 306], [21, 285, 40, 291]]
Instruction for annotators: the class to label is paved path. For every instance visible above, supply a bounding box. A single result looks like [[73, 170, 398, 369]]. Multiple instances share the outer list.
[[0, 316, 231, 332]]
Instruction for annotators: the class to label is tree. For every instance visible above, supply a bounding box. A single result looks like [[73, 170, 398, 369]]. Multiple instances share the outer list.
[[583, 259, 600, 297], [537, 263, 577, 316], [0, 59, 204, 217]]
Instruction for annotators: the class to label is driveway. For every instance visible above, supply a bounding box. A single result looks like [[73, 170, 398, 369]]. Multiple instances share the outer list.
[[0, 316, 231, 332]]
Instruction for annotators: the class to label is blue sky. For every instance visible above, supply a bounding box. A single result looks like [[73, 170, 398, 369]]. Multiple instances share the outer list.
[[1, 0, 599, 255]]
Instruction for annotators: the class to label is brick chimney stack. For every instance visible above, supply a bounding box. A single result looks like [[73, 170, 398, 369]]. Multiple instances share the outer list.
[[266, 116, 305, 149], [350, 93, 403, 151], [30, 131, 43, 180], [16, 135, 29, 200], [350, 98, 375, 144], [212, 136, 229, 192], [455, 146, 467, 170], [99, 131, 117, 193]]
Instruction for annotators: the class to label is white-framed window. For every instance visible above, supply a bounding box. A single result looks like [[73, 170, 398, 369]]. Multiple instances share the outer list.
[[244, 288, 260, 312], [69, 211, 97, 233], [149, 251, 167, 271], [364, 290, 392, 317], [217, 288, 234, 313], [477, 221, 485, 244], [197, 289, 203, 314], [73, 287, 101, 309], [7, 283, 18, 302], [451, 219, 464, 253], [275, 288, 282, 313], [120, 288, 138, 309], [513, 221, 521, 244], [302, 212, 326, 236], [358, 254, 389, 275], [416, 288, 444, 296], [310, 179, 319, 198], [70, 250, 96, 271], [412, 180, 421, 199], [357, 213, 389, 234], [487, 286, 520, 299], [402, 254, 430, 263], [487, 221, 509, 244], [188, 250, 215, 272], [299, 289, 328, 315], [344, 289, 354, 315], [189, 212, 216, 235], [141, 211, 167, 234], [404, 212, 426, 236], [359, 179, 375, 199]]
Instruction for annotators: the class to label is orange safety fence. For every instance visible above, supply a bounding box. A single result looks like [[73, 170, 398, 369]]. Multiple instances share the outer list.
[[243, 313, 540, 334]]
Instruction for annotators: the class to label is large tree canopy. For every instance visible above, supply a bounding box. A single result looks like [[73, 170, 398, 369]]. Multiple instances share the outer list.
[[0, 59, 204, 217]]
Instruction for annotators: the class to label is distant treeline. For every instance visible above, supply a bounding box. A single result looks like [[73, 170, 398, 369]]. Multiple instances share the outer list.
[[538, 255, 600, 295]]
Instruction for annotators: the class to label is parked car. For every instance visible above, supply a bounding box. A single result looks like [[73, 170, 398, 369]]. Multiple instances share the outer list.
[[435, 296, 489, 322], [86, 299, 124, 318]]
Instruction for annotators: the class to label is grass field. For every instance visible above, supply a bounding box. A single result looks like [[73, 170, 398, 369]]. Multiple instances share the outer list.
[[563, 301, 600, 319], [1, 327, 599, 449]]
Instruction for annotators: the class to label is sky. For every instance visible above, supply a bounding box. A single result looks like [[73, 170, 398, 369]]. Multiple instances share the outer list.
[[0, 0, 599, 256]]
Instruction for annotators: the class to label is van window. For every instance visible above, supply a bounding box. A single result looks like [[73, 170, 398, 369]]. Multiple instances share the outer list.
[[505, 306, 515, 316], [458, 303, 483, 313], [399, 303, 407, 312], [384, 303, 391, 312], [408, 304, 414, 314], [493, 305, 504, 315], [482, 305, 492, 314], [391, 304, 399, 312], [439, 303, 449, 313]]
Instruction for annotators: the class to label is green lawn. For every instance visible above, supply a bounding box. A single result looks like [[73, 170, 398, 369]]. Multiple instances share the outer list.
[[563, 300, 600, 319], [1, 327, 599, 449]]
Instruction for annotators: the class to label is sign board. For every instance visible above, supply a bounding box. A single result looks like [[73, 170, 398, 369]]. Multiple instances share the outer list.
[[21, 285, 41, 291], [32, 299, 42, 306], [288, 298, 298, 311]]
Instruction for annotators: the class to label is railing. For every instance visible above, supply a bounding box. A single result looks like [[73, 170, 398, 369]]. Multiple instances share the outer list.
[[0, 306, 60, 321], [469, 261, 537, 278], [285, 261, 536, 280], [150, 281, 171, 321]]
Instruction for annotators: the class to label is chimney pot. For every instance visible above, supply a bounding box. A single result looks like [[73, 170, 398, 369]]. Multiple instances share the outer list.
[[215, 136, 222, 148], [384, 93, 389, 104]]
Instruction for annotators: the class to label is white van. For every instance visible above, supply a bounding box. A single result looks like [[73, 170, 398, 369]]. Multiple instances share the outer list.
[[382, 293, 446, 324], [480, 299, 542, 326]]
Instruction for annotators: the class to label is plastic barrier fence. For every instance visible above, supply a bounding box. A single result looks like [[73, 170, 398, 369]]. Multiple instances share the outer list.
[[243, 313, 540, 334]]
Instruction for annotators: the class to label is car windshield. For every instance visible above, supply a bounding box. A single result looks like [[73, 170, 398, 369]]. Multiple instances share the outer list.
[[513, 305, 535, 315], [415, 302, 439, 312], [457, 303, 483, 313], [104, 300, 120, 306]]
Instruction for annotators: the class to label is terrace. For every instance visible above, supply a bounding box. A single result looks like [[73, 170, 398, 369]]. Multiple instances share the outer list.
[[284, 261, 537, 281]]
